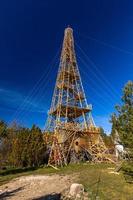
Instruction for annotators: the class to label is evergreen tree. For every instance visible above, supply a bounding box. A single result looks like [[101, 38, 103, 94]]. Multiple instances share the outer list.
[[0, 120, 7, 139], [0, 120, 9, 167], [111, 81, 133, 155], [99, 127, 113, 148], [28, 125, 46, 167], [9, 125, 46, 167], [9, 127, 30, 167]]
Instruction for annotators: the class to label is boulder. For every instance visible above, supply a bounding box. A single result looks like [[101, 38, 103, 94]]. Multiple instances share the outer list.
[[69, 183, 84, 198]]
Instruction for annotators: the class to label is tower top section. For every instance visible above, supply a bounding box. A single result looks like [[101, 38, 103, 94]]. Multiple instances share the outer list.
[[64, 26, 73, 34], [61, 26, 75, 63]]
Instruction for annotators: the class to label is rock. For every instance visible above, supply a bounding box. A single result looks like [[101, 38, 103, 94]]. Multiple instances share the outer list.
[[69, 183, 84, 198]]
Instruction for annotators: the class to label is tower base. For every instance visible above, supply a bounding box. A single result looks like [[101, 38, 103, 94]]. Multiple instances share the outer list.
[[46, 123, 116, 166]]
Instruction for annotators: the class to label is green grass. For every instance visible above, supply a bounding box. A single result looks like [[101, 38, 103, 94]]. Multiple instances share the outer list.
[[0, 163, 133, 200], [122, 161, 133, 184]]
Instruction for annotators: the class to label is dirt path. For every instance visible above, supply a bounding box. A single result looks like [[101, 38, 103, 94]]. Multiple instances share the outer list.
[[0, 175, 73, 200]]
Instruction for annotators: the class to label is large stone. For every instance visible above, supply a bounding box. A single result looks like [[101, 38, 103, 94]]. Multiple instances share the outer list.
[[69, 183, 84, 198]]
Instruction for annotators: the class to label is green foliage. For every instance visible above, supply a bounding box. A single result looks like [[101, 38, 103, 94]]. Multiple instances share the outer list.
[[0, 120, 7, 139], [99, 127, 113, 148], [0, 121, 10, 167], [0, 122, 46, 168], [9, 125, 46, 167], [111, 81, 133, 178], [111, 81, 133, 154]]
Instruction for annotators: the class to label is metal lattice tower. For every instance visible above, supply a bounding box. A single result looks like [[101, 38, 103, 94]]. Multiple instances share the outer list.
[[45, 27, 115, 166], [45, 27, 94, 132]]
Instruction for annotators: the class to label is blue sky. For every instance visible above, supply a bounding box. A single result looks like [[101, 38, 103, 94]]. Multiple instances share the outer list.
[[0, 0, 133, 133]]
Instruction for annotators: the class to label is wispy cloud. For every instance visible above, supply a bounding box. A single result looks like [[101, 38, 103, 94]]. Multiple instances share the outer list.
[[0, 87, 46, 114], [0, 87, 113, 132]]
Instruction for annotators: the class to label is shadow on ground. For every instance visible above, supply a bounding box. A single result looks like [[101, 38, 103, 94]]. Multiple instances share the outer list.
[[0, 187, 24, 199], [0, 167, 37, 176], [124, 172, 133, 184], [33, 193, 61, 200]]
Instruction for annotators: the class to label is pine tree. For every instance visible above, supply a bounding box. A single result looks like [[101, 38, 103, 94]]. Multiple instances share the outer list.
[[0, 120, 7, 139], [111, 81, 133, 156], [29, 125, 46, 167], [9, 125, 46, 167], [0, 120, 9, 167]]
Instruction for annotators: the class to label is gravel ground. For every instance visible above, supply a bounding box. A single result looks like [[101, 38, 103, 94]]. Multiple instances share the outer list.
[[0, 175, 73, 200]]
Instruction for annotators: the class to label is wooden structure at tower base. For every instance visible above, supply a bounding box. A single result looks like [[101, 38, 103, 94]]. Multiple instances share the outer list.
[[47, 123, 116, 167]]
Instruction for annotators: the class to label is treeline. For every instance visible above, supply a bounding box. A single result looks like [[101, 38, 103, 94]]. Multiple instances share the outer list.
[[0, 123, 46, 168]]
